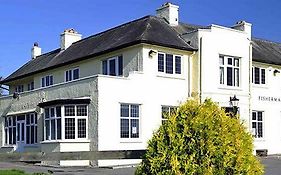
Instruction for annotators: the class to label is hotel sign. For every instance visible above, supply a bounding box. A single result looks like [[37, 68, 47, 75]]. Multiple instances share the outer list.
[[258, 96, 281, 102]]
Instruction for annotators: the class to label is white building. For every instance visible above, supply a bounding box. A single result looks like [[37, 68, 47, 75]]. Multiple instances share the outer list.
[[0, 2, 280, 166]]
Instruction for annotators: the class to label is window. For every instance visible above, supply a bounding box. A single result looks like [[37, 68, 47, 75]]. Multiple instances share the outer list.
[[158, 53, 182, 74], [15, 85, 24, 93], [44, 105, 88, 141], [102, 56, 123, 76], [252, 111, 263, 138], [120, 104, 140, 138], [219, 55, 240, 87], [28, 82, 34, 91], [161, 106, 177, 124], [4, 113, 37, 146], [41, 75, 53, 87], [65, 68, 80, 82], [252, 67, 266, 85]]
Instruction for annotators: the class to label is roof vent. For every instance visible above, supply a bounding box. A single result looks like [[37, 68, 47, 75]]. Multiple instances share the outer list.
[[60, 28, 82, 50], [31, 42, 42, 59]]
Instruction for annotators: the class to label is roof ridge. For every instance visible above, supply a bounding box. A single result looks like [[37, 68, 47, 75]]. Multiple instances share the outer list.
[[252, 37, 281, 45]]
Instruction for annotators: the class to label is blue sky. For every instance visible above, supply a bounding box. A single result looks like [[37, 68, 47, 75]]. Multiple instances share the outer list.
[[1, 0, 281, 78]]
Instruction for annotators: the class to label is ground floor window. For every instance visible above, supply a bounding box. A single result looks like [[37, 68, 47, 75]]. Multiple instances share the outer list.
[[120, 103, 140, 138], [252, 111, 263, 138], [161, 106, 177, 124], [44, 105, 88, 141], [4, 113, 37, 145]]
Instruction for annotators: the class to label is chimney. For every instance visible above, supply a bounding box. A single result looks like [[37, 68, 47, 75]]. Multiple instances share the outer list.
[[60, 28, 82, 50], [156, 2, 179, 26], [31, 42, 41, 59], [232, 21, 252, 38]]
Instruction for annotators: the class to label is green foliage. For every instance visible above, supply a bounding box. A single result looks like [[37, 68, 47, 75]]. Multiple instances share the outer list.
[[136, 99, 264, 175], [0, 169, 29, 175]]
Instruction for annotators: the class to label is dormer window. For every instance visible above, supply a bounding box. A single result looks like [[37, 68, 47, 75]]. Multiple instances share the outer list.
[[102, 56, 123, 76]]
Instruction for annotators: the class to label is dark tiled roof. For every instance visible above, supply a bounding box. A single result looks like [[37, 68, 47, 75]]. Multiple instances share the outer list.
[[173, 22, 209, 35], [2, 15, 196, 84], [252, 38, 281, 65]]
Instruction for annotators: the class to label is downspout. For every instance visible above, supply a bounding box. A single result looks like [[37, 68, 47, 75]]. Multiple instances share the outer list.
[[199, 37, 203, 103], [188, 51, 196, 97], [248, 39, 253, 132]]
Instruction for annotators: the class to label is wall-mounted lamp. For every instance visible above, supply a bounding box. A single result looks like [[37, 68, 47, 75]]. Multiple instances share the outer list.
[[274, 69, 280, 76], [148, 50, 157, 58], [230, 95, 239, 116]]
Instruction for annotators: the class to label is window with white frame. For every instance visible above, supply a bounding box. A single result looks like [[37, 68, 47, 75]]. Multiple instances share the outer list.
[[44, 105, 88, 141], [102, 56, 123, 76], [252, 111, 263, 138], [158, 53, 182, 74], [161, 106, 177, 124], [4, 113, 37, 146], [120, 104, 140, 138], [27, 82, 34, 91], [65, 68, 80, 82], [219, 55, 240, 87], [252, 67, 266, 85], [41, 75, 53, 87], [15, 85, 24, 93]]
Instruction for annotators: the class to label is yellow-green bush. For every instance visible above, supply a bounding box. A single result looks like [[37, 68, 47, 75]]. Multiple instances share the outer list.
[[136, 99, 264, 175]]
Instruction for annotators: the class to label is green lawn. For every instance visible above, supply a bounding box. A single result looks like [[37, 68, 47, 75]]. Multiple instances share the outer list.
[[0, 169, 49, 175]]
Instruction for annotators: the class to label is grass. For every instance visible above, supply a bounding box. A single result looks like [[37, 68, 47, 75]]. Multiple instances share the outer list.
[[0, 169, 50, 175]]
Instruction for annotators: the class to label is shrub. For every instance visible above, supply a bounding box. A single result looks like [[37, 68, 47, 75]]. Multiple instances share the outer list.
[[136, 99, 264, 175]]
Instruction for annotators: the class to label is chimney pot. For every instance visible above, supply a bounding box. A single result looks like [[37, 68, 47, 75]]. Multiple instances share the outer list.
[[60, 28, 82, 50], [31, 42, 42, 59]]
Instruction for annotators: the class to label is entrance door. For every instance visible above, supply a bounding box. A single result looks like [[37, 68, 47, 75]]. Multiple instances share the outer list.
[[16, 120, 25, 152]]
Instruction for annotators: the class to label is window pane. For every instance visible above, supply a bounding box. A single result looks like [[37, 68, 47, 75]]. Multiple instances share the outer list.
[[166, 54, 173, 74], [219, 56, 224, 65], [252, 112, 256, 120], [73, 69, 79, 80], [21, 123, 24, 141], [12, 127, 16, 144], [9, 128, 12, 144], [227, 67, 233, 86], [227, 58, 232, 65], [78, 119, 87, 138], [120, 119, 129, 138], [162, 106, 169, 119], [51, 119, 56, 140], [50, 76, 53, 85], [5, 128, 7, 144], [26, 126, 30, 144], [31, 114, 34, 124], [35, 126, 37, 143], [50, 108, 55, 117], [220, 67, 224, 84], [45, 108, 49, 119], [118, 56, 123, 76], [31, 126, 34, 144], [121, 104, 129, 117], [56, 106, 61, 117], [65, 71, 69, 82], [41, 77, 45, 87], [102, 60, 108, 75], [77, 105, 87, 116], [175, 56, 181, 74], [130, 119, 139, 138], [17, 123, 20, 141], [65, 118, 75, 139], [254, 67, 260, 84], [258, 112, 263, 121], [234, 58, 239, 67], [258, 123, 263, 138], [234, 68, 239, 87], [158, 53, 164, 72], [45, 120, 50, 140], [46, 76, 50, 86], [65, 106, 75, 116], [261, 69, 265, 84], [109, 59, 116, 76], [13, 117, 16, 126], [57, 119, 61, 140], [131, 105, 139, 118]]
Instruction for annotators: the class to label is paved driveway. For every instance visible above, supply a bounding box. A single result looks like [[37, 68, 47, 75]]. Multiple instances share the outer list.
[[0, 157, 279, 175]]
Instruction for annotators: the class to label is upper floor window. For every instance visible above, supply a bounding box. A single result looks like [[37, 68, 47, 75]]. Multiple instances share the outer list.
[[120, 103, 140, 139], [28, 82, 34, 91], [41, 75, 53, 87], [158, 53, 181, 74], [65, 68, 79, 82], [219, 55, 240, 87], [15, 85, 24, 93], [252, 67, 265, 85], [102, 56, 123, 76]]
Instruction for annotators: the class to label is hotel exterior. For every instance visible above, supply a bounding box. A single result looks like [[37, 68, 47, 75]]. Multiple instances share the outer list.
[[0, 3, 280, 166]]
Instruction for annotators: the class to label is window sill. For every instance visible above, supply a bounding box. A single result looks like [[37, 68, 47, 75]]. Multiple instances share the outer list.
[[156, 74, 185, 80], [218, 85, 243, 91], [252, 84, 268, 89], [1, 145, 15, 148], [120, 138, 142, 143], [254, 138, 265, 142], [40, 139, 90, 144]]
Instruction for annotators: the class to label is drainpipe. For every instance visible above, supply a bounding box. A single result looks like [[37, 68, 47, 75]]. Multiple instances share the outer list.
[[188, 51, 196, 97], [248, 39, 253, 131], [199, 37, 203, 103]]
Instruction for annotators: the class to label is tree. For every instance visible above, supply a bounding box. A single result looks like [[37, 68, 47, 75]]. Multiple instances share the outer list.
[[136, 99, 264, 175]]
